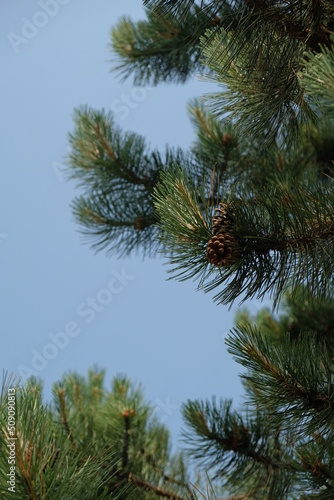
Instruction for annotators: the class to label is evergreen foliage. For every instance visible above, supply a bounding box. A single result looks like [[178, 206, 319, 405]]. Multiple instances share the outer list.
[[63, 2, 334, 498], [302, 43, 334, 120], [154, 166, 334, 307], [67, 1, 334, 309], [182, 290, 334, 498], [111, 6, 204, 85], [0, 370, 192, 499], [67, 106, 190, 256]]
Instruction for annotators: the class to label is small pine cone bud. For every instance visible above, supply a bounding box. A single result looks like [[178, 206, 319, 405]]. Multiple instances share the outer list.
[[122, 408, 136, 418], [212, 203, 234, 235], [206, 233, 240, 267], [223, 132, 234, 146]]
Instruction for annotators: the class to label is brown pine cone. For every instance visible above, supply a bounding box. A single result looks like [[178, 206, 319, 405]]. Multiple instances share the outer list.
[[206, 233, 240, 267], [212, 203, 234, 236]]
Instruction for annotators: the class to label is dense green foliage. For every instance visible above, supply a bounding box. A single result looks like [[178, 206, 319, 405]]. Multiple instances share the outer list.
[[0, 370, 193, 499]]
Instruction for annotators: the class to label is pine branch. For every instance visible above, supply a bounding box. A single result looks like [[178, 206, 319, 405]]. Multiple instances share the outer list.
[[153, 167, 213, 282], [182, 398, 296, 497], [67, 107, 193, 256], [302, 43, 334, 120], [296, 441, 334, 491], [15, 431, 37, 500], [155, 167, 334, 308], [57, 387, 75, 446], [201, 27, 309, 144], [183, 399, 280, 469], [121, 411, 132, 470], [110, 7, 206, 85], [188, 100, 240, 179], [244, 0, 332, 50], [110, 1, 246, 85], [198, 2, 334, 143], [90, 121, 154, 189], [129, 472, 186, 499], [226, 324, 334, 440], [142, 0, 197, 18]]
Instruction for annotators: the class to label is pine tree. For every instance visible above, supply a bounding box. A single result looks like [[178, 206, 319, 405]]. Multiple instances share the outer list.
[[0, 369, 194, 499], [65, 2, 334, 498]]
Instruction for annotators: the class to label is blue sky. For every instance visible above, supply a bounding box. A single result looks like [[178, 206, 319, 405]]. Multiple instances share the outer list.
[[2, 0, 272, 449]]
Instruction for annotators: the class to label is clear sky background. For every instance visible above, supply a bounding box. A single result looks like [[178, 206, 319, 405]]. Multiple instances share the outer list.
[[2, 0, 272, 450]]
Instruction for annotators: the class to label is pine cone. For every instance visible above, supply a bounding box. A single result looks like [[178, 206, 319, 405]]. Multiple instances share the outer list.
[[212, 203, 234, 235], [206, 233, 240, 267], [223, 132, 234, 146]]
